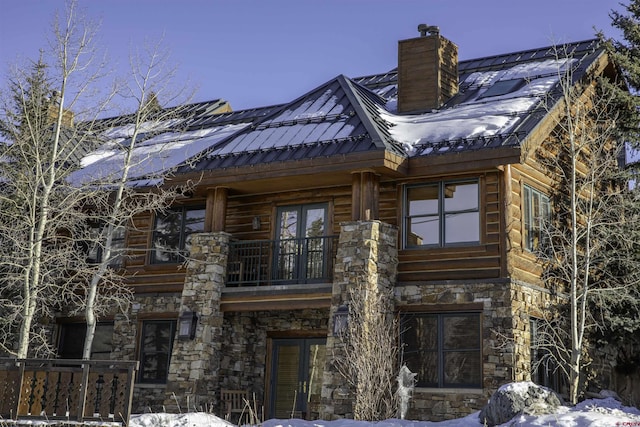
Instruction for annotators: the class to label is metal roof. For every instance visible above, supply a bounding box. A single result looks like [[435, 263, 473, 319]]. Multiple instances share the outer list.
[[74, 39, 607, 185]]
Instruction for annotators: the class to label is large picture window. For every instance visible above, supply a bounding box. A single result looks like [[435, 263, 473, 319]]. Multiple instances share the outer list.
[[139, 320, 176, 384], [404, 180, 479, 248], [151, 206, 205, 264], [57, 322, 114, 359], [523, 185, 550, 252], [401, 312, 482, 388]]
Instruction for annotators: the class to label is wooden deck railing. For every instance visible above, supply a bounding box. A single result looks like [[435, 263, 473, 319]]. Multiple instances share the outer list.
[[0, 358, 138, 425]]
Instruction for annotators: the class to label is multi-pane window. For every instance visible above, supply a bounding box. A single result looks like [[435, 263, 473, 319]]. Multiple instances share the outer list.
[[139, 320, 176, 384], [523, 185, 551, 252], [275, 204, 329, 282], [57, 322, 114, 359], [404, 180, 479, 248], [151, 206, 205, 264], [401, 312, 482, 388]]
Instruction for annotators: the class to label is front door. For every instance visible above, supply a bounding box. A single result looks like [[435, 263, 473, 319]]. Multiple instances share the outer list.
[[269, 338, 326, 419], [275, 204, 328, 283]]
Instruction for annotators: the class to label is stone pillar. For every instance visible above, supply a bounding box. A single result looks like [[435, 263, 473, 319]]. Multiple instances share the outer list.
[[163, 232, 230, 411], [321, 220, 398, 419]]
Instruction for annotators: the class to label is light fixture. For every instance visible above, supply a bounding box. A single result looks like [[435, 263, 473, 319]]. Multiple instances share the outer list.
[[332, 305, 349, 336], [252, 216, 261, 231], [178, 311, 198, 340]]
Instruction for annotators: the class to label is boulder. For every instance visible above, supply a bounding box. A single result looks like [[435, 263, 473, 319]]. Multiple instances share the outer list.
[[479, 382, 563, 426]]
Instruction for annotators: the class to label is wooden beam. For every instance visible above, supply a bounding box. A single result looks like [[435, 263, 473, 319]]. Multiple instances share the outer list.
[[212, 187, 228, 232], [205, 189, 215, 232], [351, 170, 380, 220], [351, 172, 361, 221]]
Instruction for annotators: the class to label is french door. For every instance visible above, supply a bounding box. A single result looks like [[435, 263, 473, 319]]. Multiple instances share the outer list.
[[274, 204, 328, 283], [269, 338, 326, 419]]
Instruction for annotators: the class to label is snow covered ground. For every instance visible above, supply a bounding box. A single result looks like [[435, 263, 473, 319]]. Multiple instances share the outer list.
[[129, 396, 640, 427]]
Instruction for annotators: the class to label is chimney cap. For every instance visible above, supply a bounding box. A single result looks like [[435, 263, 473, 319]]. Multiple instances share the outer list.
[[417, 24, 439, 37]]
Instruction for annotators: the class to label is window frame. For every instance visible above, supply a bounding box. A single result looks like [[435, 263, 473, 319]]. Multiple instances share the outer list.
[[529, 317, 564, 393], [400, 311, 482, 388], [403, 179, 480, 249], [150, 205, 205, 264], [57, 321, 114, 360], [138, 319, 176, 384], [86, 224, 127, 268], [522, 184, 551, 252]]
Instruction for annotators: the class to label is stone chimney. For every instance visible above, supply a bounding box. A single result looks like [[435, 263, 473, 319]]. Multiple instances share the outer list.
[[397, 24, 458, 113]]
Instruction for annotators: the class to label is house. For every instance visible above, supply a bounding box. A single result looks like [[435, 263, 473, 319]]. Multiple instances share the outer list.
[[53, 28, 621, 421]]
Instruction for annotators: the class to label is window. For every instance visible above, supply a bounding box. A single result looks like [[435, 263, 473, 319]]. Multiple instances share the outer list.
[[275, 204, 329, 282], [530, 318, 563, 392], [139, 320, 176, 384], [401, 312, 482, 388], [57, 322, 114, 359], [86, 224, 126, 267], [523, 185, 551, 252], [404, 180, 479, 248], [151, 206, 205, 264], [479, 78, 526, 99]]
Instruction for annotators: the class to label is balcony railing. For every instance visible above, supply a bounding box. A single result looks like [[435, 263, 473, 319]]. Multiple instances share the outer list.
[[0, 358, 138, 425], [227, 235, 338, 287]]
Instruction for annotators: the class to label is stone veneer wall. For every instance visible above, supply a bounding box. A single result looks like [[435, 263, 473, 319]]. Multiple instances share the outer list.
[[392, 279, 560, 421], [110, 292, 183, 413], [162, 232, 229, 412], [219, 309, 329, 415], [321, 220, 398, 420]]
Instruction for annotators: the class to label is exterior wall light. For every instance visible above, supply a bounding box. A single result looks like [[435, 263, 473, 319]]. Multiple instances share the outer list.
[[332, 305, 349, 336], [252, 216, 261, 230], [178, 311, 198, 340]]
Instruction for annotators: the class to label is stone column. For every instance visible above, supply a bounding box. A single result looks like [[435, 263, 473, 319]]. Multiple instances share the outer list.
[[163, 232, 230, 411], [321, 220, 398, 419]]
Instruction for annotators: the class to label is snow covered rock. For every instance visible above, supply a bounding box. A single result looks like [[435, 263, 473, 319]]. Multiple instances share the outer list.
[[479, 381, 562, 426]]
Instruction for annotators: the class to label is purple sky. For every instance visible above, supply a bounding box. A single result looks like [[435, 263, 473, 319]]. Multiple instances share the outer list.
[[0, 0, 623, 112]]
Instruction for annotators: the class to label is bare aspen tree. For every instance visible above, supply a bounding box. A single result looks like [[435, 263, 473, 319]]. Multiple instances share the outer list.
[[0, 0, 191, 358], [530, 45, 640, 404], [0, 1, 111, 357], [75, 36, 194, 360], [333, 278, 399, 420]]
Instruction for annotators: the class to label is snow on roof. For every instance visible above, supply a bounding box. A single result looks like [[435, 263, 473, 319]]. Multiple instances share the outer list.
[[72, 40, 601, 184], [380, 58, 574, 155], [68, 122, 248, 186]]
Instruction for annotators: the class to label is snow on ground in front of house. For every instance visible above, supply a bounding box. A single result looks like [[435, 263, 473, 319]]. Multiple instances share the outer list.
[[126, 396, 640, 427]]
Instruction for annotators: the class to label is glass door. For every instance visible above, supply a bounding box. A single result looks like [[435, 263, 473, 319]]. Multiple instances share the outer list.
[[269, 338, 326, 419], [275, 204, 328, 283]]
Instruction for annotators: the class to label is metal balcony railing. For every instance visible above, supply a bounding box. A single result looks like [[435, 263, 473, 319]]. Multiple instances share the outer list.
[[226, 235, 338, 287]]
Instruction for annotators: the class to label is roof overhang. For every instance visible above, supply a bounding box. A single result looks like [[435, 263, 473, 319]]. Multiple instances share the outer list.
[[168, 149, 409, 195]]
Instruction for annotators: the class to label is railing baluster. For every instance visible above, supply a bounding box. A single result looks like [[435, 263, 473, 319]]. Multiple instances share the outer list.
[[110, 374, 119, 416], [94, 374, 104, 415], [52, 371, 61, 416], [227, 235, 337, 287]]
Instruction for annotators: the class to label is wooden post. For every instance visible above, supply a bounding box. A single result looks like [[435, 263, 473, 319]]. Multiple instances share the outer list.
[[351, 171, 379, 221], [205, 187, 228, 232], [205, 189, 215, 232], [351, 173, 362, 221], [212, 187, 228, 232]]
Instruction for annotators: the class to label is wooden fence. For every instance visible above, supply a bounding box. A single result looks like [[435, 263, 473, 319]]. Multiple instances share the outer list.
[[0, 358, 138, 425]]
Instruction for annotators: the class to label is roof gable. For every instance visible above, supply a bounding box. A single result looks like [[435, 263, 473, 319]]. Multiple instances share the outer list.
[[182, 74, 406, 172]]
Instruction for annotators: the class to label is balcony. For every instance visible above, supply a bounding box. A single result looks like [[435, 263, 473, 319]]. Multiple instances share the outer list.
[[226, 235, 338, 287]]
